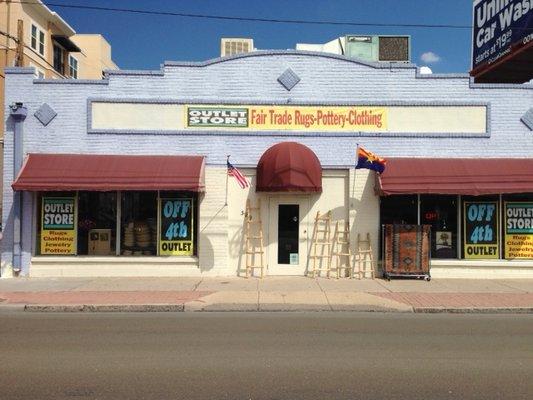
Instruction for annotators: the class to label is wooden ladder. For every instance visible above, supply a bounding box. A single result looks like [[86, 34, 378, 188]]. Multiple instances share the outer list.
[[332, 221, 353, 279], [309, 211, 333, 278], [355, 233, 375, 279], [244, 199, 266, 278]]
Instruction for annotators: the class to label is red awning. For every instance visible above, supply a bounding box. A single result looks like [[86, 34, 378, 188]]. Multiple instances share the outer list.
[[12, 154, 205, 192], [378, 158, 533, 196], [256, 142, 322, 192]]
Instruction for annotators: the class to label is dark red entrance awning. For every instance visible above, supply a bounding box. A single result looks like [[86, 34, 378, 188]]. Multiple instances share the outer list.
[[378, 158, 533, 196], [12, 154, 205, 192], [256, 142, 322, 192]]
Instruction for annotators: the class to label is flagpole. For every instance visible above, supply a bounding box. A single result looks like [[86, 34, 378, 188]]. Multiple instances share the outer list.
[[352, 143, 359, 199], [225, 155, 229, 206]]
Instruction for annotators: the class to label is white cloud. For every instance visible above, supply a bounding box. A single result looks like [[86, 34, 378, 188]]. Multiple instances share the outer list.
[[420, 51, 441, 64]]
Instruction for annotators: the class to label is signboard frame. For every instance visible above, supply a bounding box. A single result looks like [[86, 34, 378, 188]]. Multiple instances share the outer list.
[[89, 99, 489, 137], [463, 200, 500, 259], [504, 201, 533, 259], [158, 196, 194, 256], [471, 0, 533, 75], [184, 105, 388, 132], [40, 195, 78, 256]]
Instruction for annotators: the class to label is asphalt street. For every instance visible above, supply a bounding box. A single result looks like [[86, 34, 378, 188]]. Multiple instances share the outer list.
[[0, 312, 532, 400]]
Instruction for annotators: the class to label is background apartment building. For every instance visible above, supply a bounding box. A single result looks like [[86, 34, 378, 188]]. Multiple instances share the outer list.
[[0, 0, 118, 215]]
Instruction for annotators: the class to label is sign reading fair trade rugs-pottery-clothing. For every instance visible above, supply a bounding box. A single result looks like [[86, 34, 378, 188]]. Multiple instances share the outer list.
[[40, 197, 76, 255], [463, 201, 499, 259], [504, 202, 533, 259], [159, 198, 194, 256]]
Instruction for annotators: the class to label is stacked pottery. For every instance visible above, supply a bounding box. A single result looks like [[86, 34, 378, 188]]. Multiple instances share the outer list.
[[122, 222, 135, 255], [135, 221, 152, 253], [146, 217, 157, 255]]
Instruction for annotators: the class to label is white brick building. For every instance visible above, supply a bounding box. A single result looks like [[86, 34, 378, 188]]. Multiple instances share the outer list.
[[2, 51, 533, 278]]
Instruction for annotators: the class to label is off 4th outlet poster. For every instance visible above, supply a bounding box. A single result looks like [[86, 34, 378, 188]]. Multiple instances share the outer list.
[[159, 198, 194, 256], [463, 201, 499, 259]]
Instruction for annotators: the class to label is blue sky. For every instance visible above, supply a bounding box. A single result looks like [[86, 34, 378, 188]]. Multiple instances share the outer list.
[[47, 0, 475, 73]]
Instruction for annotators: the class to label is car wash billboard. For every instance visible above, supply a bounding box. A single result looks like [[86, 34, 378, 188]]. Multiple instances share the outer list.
[[472, 0, 533, 71]]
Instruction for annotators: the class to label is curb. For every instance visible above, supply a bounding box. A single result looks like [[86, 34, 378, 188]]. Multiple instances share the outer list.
[[0, 304, 26, 312], [1, 304, 531, 314], [23, 304, 185, 312], [413, 307, 533, 314], [20, 304, 406, 313]]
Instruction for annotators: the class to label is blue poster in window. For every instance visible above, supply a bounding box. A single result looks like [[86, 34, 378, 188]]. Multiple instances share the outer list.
[[463, 201, 499, 259], [159, 198, 193, 256]]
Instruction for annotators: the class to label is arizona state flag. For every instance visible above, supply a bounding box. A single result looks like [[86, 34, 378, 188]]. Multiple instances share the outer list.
[[355, 146, 386, 174]]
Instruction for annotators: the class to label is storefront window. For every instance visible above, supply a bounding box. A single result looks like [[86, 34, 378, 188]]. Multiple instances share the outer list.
[[379, 195, 417, 258], [379, 193, 533, 262], [420, 195, 458, 259], [36, 191, 199, 257], [380, 195, 417, 225], [120, 191, 158, 256], [77, 192, 117, 255]]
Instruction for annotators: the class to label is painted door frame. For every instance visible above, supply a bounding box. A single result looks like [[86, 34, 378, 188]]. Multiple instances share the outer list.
[[268, 195, 310, 275]]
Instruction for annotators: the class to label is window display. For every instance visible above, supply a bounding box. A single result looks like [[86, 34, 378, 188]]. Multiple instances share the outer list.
[[380, 194, 508, 261], [121, 192, 158, 256], [420, 195, 458, 259], [380, 195, 417, 225], [36, 191, 198, 257], [77, 192, 116, 255]]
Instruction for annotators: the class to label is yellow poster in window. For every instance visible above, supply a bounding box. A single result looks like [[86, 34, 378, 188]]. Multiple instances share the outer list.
[[504, 202, 533, 259], [40, 197, 76, 255], [159, 198, 194, 256], [463, 201, 499, 259]]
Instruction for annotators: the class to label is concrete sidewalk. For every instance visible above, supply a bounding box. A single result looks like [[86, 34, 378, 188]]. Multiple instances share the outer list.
[[0, 277, 532, 313]]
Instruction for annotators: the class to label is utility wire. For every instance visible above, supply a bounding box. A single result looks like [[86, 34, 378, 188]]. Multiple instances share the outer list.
[[12, 0, 478, 30], [0, 30, 65, 72]]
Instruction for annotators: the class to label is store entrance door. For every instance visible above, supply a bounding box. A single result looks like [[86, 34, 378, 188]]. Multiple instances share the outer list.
[[268, 196, 309, 275]]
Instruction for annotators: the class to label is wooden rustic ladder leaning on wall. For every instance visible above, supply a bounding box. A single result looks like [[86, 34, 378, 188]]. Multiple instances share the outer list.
[[309, 211, 332, 278], [332, 221, 353, 279], [244, 199, 266, 278], [355, 233, 375, 279]]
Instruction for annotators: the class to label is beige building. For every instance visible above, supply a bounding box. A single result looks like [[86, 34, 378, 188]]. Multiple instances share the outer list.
[[0, 0, 117, 214], [71, 34, 117, 80]]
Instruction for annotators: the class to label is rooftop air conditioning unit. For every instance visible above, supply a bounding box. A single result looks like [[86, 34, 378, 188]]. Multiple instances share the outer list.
[[221, 38, 254, 57], [345, 35, 410, 63]]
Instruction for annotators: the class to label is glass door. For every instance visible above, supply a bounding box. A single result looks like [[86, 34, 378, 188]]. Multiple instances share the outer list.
[[278, 204, 300, 265], [268, 196, 309, 275]]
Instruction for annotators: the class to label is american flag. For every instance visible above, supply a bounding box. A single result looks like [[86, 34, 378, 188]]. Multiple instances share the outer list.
[[227, 160, 249, 189]]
